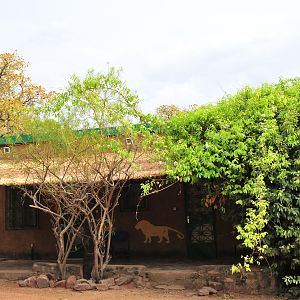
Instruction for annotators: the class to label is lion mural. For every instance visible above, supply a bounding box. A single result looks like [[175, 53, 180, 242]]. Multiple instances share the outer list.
[[135, 220, 184, 243]]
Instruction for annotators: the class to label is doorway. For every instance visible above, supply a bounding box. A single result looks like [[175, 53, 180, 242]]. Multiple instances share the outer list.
[[185, 184, 217, 259]]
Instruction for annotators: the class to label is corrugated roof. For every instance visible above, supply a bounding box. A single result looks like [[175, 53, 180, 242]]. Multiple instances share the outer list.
[[0, 134, 33, 146]]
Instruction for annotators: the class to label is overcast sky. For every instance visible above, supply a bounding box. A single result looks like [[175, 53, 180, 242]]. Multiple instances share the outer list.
[[1, 0, 300, 113]]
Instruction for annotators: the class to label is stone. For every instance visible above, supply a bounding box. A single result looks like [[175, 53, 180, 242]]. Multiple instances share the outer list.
[[208, 280, 223, 291], [115, 275, 133, 286], [45, 273, 54, 281], [207, 270, 220, 276], [100, 277, 115, 287], [134, 276, 146, 288], [73, 283, 94, 291], [66, 275, 77, 289], [96, 283, 109, 291], [90, 283, 97, 290], [109, 285, 121, 290], [198, 288, 210, 296], [193, 276, 207, 289], [155, 284, 169, 290], [223, 277, 236, 292], [18, 280, 27, 287], [120, 282, 136, 289], [77, 278, 90, 284], [54, 280, 66, 288], [27, 276, 38, 288], [33, 262, 83, 279], [166, 285, 185, 290], [186, 292, 198, 297], [145, 282, 152, 288], [37, 274, 50, 288], [49, 280, 55, 288], [198, 286, 218, 296]]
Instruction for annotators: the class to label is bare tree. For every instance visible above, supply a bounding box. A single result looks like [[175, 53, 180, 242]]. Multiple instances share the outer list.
[[15, 67, 149, 281], [20, 143, 89, 279], [76, 146, 139, 281]]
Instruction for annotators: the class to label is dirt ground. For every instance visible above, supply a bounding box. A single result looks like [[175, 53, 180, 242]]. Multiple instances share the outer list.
[[0, 280, 286, 300]]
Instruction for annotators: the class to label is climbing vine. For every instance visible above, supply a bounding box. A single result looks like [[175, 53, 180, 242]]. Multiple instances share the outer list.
[[155, 78, 300, 285]]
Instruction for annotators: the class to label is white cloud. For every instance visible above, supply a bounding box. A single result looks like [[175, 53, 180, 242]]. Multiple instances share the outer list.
[[1, 0, 300, 112]]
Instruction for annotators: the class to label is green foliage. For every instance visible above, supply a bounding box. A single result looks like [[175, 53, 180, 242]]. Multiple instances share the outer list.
[[140, 179, 168, 197], [24, 67, 151, 159], [157, 78, 300, 284], [40, 67, 141, 130], [232, 198, 269, 274], [284, 275, 300, 285]]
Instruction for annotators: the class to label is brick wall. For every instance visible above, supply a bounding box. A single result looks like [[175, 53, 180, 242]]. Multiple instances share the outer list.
[[0, 186, 56, 258]]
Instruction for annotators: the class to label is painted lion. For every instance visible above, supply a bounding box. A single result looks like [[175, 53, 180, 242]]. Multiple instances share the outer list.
[[135, 220, 184, 243]]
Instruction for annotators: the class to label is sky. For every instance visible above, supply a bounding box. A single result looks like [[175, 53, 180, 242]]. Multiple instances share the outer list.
[[1, 0, 300, 113]]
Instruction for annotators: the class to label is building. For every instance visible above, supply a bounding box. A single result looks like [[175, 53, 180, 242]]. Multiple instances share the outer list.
[[0, 136, 236, 260]]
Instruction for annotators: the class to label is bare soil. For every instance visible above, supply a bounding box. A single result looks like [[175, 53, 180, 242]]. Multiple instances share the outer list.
[[0, 280, 286, 300]]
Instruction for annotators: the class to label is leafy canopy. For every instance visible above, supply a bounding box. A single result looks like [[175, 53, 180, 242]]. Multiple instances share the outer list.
[[157, 78, 300, 283], [0, 52, 50, 135]]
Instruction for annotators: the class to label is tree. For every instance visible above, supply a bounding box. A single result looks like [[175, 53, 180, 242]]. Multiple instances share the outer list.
[[156, 104, 183, 119], [155, 79, 300, 284], [155, 104, 201, 120], [0, 52, 50, 135], [18, 68, 149, 281]]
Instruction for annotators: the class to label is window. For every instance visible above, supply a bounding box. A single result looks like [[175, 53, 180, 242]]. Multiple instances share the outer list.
[[120, 182, 148, 211], [6, 187, 38, 229]]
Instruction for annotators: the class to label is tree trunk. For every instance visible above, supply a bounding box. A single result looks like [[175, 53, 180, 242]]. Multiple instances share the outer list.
[[57, 234, 67, 279], [92, 239, 100, 282]]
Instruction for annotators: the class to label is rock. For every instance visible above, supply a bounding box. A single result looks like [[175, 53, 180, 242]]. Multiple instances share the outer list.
[[120, 282, 136, 289], [100, 277, 115, 287], [167, 285, 185, 290], [193, 276, 207, 289], [27, 276, 38, 288], [77, 278, 90, 284], [66, 275, 77, 289], [223, 277, 235, 292], [115, 275, 133, 286], [73, 283, 94, 291], [49, 280, 55, 288], [90, 283, 97, 290], [37, 274, 50, 288], [207, 270, 220, 276], [96, 283, 109, 291], [154, 284, 185, 290], [155, 284, 169, 290], [18, 280, 27, 287], [145, 282, 152, 288], [208, 280, 223, 291], [54, 280, 66, 288], [198, 288, 210, 296], [45, 273, 54, 281], [134, 276, 146, 288], [186, 292, 198, 297], [198, 286, 218, 296], [223, 277, 234, 283], [109, 285, 121, 290]]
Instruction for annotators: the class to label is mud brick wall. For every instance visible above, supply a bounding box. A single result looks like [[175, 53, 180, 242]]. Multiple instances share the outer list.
[[114, 182, 187, 257], [0, 186, 56, 258]]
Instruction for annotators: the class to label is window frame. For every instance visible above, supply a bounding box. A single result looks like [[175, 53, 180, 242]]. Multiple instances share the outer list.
[[6, 186, 39, 230]]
